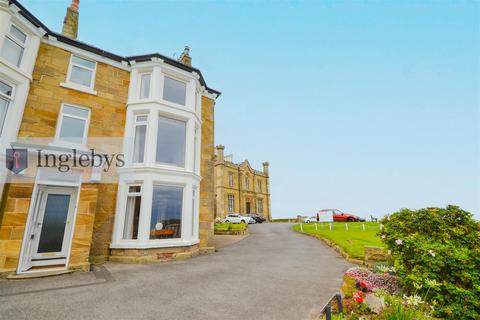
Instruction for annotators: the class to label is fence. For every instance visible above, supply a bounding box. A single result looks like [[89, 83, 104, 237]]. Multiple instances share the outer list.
[[299, 222, 383, 232], [321, 293, 343, 320]]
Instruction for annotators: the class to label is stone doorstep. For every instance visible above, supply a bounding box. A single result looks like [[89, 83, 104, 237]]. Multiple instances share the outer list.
[[7, 269, 74, 280]]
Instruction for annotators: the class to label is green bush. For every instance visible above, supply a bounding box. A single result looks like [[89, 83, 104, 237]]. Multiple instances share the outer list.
[[380, 205, 480, 319]]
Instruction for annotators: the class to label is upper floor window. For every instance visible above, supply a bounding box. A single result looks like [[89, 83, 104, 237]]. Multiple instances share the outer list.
[[228, 173, 234, 187], [1, 24, 27, 67], [257, 180, 262, 192], [156, 116, 186, 167], [163, 76, 186, 105], [139, 73, 151, 99], [68, 55, 96, 89], [245, 176, 249, 189], [56, 104, 90, 145], [132, 115, 148, 163], [0, 80, 13, 135]]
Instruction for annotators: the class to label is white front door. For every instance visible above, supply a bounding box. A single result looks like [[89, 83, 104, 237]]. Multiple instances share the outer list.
[[21, 186, 78, 272]]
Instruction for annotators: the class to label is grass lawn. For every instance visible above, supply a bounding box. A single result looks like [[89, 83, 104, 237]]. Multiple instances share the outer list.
[[292, 222, 384, 259], [214, 223, 247, 232]]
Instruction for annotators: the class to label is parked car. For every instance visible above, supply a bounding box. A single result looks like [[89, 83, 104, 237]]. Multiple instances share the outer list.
[[305, 216, 318, 223], [247, 214, 266, 223], [318, 209, 365, 222], [224, 214, 252, 224], [241, 215, 256, 224]]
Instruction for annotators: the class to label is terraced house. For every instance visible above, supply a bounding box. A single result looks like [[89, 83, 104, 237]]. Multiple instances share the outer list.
[[0, 0, 220, 276], [214, 145, 271, 221]]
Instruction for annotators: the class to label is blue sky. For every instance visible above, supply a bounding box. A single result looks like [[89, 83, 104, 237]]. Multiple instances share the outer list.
[[22, 0, 480, 219]]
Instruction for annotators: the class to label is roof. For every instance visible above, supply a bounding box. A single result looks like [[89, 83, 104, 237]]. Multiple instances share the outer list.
[[9, 0, 221, 96]]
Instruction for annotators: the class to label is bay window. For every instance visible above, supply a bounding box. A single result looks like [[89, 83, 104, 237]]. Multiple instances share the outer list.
[[139, 73, 151, 99], [123, 185, 142, 240], [163, 76, 186, 105], [156, 116, 186, 167], [1, 24, 27, 67], [133, 115, 148, 163], [0, 80, 13, 135], [150, 185, 183, 240]]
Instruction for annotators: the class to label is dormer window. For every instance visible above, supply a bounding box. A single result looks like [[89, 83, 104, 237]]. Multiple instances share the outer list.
[[163, 76, 186, 105], [1, 24, 27, 67], [67, 55, 96, 89], [139, 73, 151, 99]]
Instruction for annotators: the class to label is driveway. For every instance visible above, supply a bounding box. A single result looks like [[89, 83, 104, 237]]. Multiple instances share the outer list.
[[0, 223, 351, 320]]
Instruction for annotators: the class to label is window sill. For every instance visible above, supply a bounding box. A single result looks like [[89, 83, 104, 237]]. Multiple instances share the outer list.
[[48, 141, 89, 153], [110, 238, 199, 249], [0, 57, 31, 80], [60, 82, 97, 95]]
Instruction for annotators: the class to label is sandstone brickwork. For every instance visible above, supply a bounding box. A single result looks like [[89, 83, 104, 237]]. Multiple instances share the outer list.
[[199, 96, 216, 252]]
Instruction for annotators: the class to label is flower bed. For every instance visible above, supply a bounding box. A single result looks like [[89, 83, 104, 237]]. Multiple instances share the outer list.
[[327, 266, 438, 319]]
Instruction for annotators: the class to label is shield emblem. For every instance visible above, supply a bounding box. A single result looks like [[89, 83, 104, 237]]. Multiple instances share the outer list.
[[6, 148, 28, 174]]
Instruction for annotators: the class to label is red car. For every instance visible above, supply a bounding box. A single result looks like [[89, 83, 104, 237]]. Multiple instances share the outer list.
[[318, 209, 365, 222]]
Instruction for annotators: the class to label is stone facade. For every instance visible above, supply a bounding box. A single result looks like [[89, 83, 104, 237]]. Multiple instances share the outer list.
[[214, 146, 271, 221], [0, 42, 129, 274], [0, 1, 220, 275], [199, 96, 216, 251]]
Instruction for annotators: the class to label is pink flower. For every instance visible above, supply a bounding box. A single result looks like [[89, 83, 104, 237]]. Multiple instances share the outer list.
[[428, 250, 435, 257], [395, 239, 403, 245]]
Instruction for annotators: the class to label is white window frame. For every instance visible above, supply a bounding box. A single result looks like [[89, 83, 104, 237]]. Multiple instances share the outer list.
[[132, 114, 148, 164], [54, 103, 91, 147], [65, 54, 97, 92], [162, 74, 187, 107], [0, 79, 14, 135], [155, 114, 187, 168], [1, 23, 27, 68], [122, 184, 143, 240], [149, 182, 185, 240], [138, 73, 152, 99]]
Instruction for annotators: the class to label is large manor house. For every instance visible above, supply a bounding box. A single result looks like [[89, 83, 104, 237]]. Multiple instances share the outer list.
[[0, 0, 270, 276]]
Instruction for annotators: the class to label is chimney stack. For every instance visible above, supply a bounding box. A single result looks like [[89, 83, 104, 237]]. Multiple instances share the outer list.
[[216, 145, 225, 163], [62, 0, 79, 39], [262, 162, 269, 176], [179, 46, 192, 66]]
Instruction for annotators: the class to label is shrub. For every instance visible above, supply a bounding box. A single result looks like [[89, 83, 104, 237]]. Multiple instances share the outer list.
[[380, 205, 480, 319]]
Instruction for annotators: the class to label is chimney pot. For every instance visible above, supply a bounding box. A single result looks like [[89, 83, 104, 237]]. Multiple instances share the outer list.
[[262, 162, 269, 175], [179, 46, 192, 66], [62, 0, 80, 39], [216, 145, 225, 162]]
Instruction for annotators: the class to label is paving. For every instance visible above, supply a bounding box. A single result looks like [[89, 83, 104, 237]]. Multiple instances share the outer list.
[[0, 223, 352, 320]]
